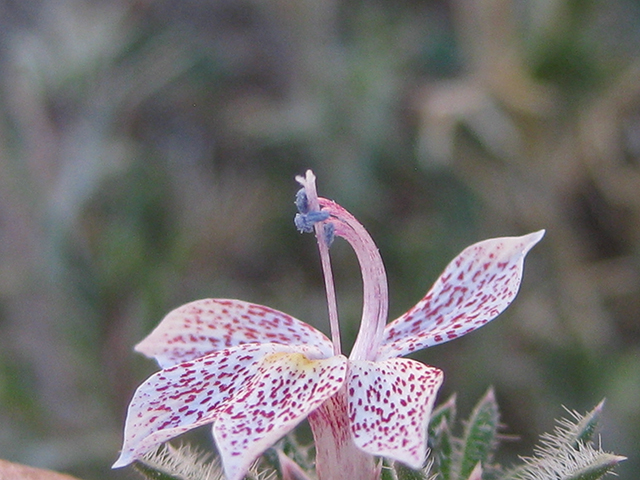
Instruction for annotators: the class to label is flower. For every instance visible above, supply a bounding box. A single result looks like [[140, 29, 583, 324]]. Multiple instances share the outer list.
[[113, 170, 544, 480]]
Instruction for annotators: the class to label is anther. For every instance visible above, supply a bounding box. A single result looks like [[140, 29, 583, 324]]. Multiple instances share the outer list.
[[294, 211, 330, 233], [323, 222, 335, 247], [295, 188, 309, 214]]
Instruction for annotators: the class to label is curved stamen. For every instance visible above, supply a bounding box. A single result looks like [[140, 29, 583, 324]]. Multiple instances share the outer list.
[[295, 170, 389, 361], [316, 198, 388, 361]]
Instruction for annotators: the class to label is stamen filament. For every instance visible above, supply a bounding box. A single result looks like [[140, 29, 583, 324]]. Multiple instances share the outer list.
[[316, 234, 341, 356], [296, 171, 342, 356]]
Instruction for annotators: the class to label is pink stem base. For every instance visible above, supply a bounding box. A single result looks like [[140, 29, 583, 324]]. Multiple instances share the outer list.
[[307, 387, 379, 480]]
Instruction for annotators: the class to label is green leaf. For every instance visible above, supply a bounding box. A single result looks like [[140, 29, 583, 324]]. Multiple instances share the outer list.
[[395, 462, 431, 480], [498, 403, 625, 480], [429, 394, 457, 441], [456, 388, 500, 480], [428, 394, 457, 480], [382, 459, 433, 480], [135, 444, 223, 480], [564, 400, 604, 447], [564, 453, 627, 480], [134, 462, 185, 480], [430, 418, 455, 480], [501, 450, 626, 480], [381, 459, 398, 480]]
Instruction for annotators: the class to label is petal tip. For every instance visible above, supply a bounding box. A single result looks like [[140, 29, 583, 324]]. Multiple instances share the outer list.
[[528, 229, 546, 244], [515, 229, 545, 257], [133, 340, 151, 357], [111, 453, 132, 469]]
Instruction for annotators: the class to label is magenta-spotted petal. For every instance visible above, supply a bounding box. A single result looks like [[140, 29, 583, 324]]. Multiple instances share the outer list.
[[378, 230, 544, 360], [112, 343, 300, 468], [135, 299, 334, 367], [213, 352, 348, 480], [347, 358, 443, 468]]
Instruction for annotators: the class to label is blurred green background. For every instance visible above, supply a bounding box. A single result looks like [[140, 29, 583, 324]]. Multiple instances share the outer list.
[[0, 0, 638, 478]]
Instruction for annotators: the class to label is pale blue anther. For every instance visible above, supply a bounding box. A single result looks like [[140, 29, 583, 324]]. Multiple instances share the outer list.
[[294, 211, 330, 233], [295, 188, 309, 214], [323, 222, 335, 247]]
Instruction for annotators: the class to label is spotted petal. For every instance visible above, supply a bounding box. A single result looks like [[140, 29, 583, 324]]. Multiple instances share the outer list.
[[378, 230, 544, 360], [214, 352, 348, 480], [112, 343, 300, 468], [347, 358, 443, 468], [136, 299, 335, 367]]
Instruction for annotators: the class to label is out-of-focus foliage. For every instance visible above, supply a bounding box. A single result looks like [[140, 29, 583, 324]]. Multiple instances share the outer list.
[[0, 0, 637, 479]]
